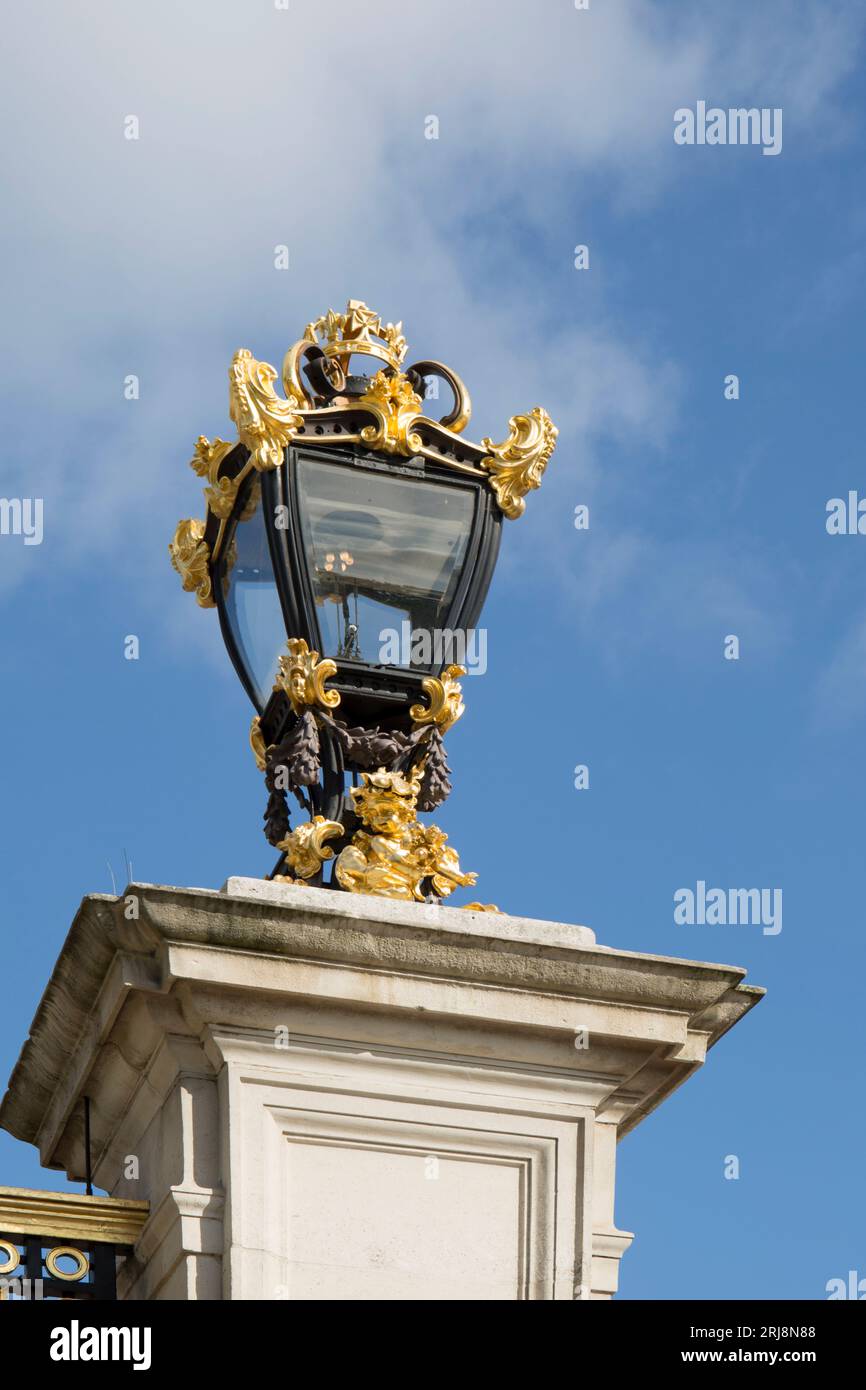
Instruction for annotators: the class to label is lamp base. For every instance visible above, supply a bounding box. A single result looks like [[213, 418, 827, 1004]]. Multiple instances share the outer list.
[[275, 768, 477, 904]]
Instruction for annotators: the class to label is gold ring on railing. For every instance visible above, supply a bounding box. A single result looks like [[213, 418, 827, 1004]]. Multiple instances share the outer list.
[[45, 1245, 90, 1281]]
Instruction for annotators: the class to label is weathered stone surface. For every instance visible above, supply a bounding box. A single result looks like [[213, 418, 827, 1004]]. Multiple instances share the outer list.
[[0, 881, 763, 1300]]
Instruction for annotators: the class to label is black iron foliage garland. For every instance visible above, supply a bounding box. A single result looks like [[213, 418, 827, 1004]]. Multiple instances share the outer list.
[[262, 710, 453, 849]]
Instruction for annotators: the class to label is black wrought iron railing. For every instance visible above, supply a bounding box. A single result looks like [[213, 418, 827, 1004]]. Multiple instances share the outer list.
[[0, 1187, 149, 1301]]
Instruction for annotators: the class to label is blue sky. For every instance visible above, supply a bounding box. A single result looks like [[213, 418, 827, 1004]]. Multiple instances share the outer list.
[[1, 0, 865, 1299]]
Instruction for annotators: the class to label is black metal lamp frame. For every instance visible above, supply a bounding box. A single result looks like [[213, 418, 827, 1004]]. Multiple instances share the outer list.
[[212, 428, 501, 879], [170, 302, 558, 892]]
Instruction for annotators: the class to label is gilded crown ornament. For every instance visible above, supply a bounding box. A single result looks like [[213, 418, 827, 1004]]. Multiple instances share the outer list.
[[169, 300, 558, 909], [304, 299, 408, 371]]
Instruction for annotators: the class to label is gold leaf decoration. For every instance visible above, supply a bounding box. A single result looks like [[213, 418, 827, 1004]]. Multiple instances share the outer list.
[[277, 815, 344, 880], [358, 371, 424, 456], [334, 767, 476, 902], [189, 435, 240, 519], [249, 716, 268, 771], [229, 348, 304, 471], [275, 637, 341, 713], [480, 407, 558, 519], [169, 518, 215, 608], [409, 664, 466, 732]]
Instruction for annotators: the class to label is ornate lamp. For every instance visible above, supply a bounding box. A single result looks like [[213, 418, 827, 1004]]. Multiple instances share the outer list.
[[170, 301, 557, 904]]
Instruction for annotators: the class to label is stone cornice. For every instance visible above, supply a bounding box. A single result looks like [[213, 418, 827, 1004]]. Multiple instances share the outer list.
[[0, 880, 764, 1161]]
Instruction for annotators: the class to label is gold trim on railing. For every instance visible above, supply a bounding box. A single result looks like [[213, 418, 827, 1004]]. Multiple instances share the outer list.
[[0, 1186, 149, 1247]]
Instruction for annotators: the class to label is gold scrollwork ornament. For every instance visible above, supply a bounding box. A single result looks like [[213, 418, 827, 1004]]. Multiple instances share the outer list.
[[358, 371, 424, 456], [277, 815, 344, 880], [189, 435, 238, 518], [481, 407, 558, 519], [249, 716, 268, 771], [229, 348, 304, 471], [410, 664, 465, 732], [168, 518, 215, 608], [275, 637, 341, 713]]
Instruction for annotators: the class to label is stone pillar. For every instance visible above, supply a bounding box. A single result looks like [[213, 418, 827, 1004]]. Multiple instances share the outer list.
[[0, 880, 762, 1301]]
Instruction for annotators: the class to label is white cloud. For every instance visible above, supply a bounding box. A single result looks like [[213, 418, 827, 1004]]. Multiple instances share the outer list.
[[1, 0, 861, 670]]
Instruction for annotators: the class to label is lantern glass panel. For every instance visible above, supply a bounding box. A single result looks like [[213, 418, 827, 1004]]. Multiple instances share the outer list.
[[295, 458, 475, 669], [222, 495, 286, 707]]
